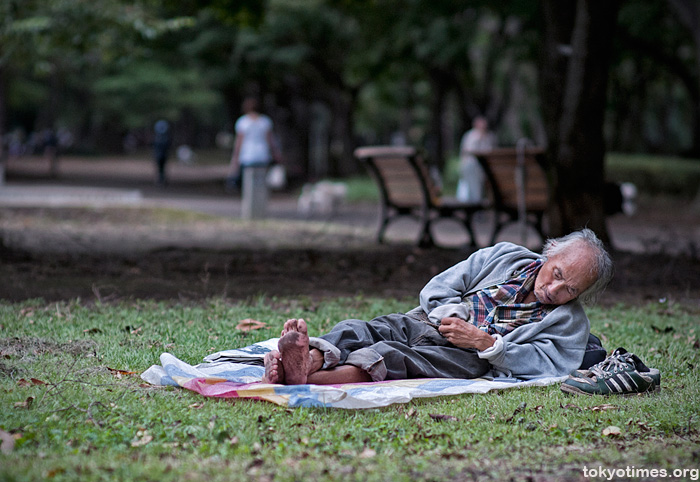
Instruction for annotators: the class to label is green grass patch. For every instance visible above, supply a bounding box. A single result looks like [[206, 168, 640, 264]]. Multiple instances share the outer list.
[[606, 153, 700, 199], [1, 298, 698, 481]]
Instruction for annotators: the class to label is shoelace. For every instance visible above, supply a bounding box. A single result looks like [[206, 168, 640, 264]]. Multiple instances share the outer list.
[[589, 352, 632, 379]]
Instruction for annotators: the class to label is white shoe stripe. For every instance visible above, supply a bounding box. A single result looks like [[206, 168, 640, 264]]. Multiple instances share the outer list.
[[606, 378, 622, 392]]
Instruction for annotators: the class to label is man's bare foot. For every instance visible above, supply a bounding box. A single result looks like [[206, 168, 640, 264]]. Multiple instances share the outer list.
[[278, 319, 311, 385], [262, 350, 284, 384]]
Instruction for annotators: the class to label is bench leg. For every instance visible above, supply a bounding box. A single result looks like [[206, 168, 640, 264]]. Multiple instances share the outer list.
[[490, 212, 505, 245], [377, 217, 390, 243], [464, 214, 479, 248], [417, 217, 435, 248]]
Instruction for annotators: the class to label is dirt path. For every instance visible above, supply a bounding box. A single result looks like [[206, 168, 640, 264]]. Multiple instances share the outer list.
[[1, 204, 698, 306]]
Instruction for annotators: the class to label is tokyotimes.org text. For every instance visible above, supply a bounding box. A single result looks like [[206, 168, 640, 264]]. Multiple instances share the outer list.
[[583, 466, 699, 480]]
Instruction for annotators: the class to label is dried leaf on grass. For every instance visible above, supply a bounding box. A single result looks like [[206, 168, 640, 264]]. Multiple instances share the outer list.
[[131, 431, 153, 447], [561, 403, 618, 412], [589, 404, 618, 412], [429, 413, 458, 422], [602, 425, 622, 437], [107, 367, 138, 376], [504, 402, 528, 422], [17, 378, 47, 387], [236, 319, 268, 331], [561, 403, 582, 411], [14, 396, 34, 409]]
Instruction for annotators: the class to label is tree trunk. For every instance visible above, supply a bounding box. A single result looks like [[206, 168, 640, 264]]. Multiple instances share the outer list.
[[328, 89, 359, 178], [0, 65, 6, 185], [540, 0, 621, 244], [667, 0, 700, 156]]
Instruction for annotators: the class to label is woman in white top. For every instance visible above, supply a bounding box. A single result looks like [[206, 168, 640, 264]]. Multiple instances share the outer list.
[[226, 97, 282, 190]]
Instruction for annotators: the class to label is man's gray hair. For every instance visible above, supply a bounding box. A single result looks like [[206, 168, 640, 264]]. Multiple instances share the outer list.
[[542, 228, 614, 304]]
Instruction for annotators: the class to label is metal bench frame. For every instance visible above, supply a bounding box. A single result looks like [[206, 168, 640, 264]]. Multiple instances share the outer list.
[[355, 145, 484, 248], [473, 146, 548, 244]]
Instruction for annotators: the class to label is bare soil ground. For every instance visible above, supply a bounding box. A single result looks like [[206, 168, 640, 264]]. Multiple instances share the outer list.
[[1, 204, 698, 306]]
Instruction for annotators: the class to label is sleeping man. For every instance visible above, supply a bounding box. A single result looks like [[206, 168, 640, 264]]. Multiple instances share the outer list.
[[263, 229, 614, 385]]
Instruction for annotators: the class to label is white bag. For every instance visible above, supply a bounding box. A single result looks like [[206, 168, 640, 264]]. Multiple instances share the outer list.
[[266, 164, 287, 190]]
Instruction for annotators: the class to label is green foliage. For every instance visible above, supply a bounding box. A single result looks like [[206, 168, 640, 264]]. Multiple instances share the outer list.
[[0, 298, 698, 481], [94, 61, 221, 128]]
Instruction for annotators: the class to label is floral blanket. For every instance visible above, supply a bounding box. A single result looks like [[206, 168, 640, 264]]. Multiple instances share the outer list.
[[141, 338, 565, 409]]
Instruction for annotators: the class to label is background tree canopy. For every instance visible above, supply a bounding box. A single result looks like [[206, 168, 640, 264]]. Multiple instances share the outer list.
[[1, 0, 697, 239]]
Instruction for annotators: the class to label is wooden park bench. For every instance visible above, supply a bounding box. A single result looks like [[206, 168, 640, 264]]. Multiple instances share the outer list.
[[355, 145, 484, 248], [473, 146, 549, 245]]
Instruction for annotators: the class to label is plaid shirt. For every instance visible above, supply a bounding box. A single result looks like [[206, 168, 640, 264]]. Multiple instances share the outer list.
[[467, 259, 552, 336]]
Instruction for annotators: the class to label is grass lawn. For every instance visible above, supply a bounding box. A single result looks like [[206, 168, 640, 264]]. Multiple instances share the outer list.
[[1, 297, 698, 481]]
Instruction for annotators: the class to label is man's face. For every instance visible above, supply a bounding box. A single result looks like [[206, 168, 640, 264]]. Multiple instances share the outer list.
[[534, 244, 597, 305]]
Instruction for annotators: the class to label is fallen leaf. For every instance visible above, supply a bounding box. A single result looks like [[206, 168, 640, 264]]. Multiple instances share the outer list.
[[14, 396, 35, 409], [236, 319, 268, 331], [628, 420, 651, 431], [589, 404, 618, 412], [83, 328, 102, 334], [508, 402, 527, 421], [0, 429, 14, 454], [602, 426, 622, 437], [131, 433, 153, 447], [17, 378, 46, 387], [560, 403, 582, 411], [107, 367, 137, 376], [429, 413, 458, 422]]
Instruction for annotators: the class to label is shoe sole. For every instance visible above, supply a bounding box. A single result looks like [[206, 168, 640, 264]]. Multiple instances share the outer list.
[[560, 383, 661, 396]]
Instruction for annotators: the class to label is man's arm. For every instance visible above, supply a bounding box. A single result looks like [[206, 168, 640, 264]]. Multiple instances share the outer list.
[[478, 304, 590, 379]]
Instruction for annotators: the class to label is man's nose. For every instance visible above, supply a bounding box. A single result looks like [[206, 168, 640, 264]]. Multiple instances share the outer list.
[[550, 280, 566, 297]]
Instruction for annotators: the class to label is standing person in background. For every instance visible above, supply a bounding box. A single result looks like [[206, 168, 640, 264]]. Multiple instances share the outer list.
[[153, 120, 172, 187], [226, 97, 283, 192], [457, 116, 497, 204], [43, 128, 59, 177]]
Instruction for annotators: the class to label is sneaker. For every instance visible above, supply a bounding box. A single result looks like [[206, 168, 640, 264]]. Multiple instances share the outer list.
[[561, 347, 660, 396]]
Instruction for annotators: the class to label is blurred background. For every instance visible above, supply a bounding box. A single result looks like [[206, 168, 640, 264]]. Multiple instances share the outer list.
[[1, 1, 699, 232]]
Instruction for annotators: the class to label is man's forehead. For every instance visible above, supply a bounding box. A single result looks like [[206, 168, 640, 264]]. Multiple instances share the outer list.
[[548, 244, 594, 270]]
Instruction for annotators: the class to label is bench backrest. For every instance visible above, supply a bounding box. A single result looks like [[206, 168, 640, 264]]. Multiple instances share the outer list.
[[474, 148, 548, 212], [354, 146, 441, 208]]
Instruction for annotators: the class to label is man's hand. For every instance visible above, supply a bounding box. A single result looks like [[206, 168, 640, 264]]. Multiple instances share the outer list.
[[438, 317, 495, 351]]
